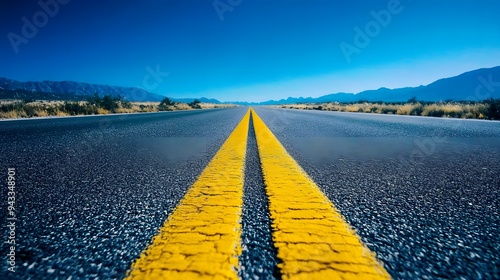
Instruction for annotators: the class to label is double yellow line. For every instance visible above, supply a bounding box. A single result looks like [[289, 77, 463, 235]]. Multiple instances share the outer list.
[[126, 108, 390, 279]]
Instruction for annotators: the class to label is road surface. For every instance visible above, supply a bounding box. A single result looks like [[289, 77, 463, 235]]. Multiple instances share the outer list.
[[1, 107, 499, 279], [0, 109, 246, 279], [253, 107, 500, 279]]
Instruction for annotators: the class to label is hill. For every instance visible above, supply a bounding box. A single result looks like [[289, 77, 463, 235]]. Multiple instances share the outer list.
[[0, 78, 166, 101], [1, 66, 498, 104], [251, 66, 500, 105]]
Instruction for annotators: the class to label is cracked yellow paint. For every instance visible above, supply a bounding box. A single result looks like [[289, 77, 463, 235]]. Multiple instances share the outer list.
[[126, 109, 251, 279], [251, 109, 391, 280]]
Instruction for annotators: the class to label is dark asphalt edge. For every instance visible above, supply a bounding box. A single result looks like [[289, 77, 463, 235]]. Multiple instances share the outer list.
[[238, 112, 281, 280]]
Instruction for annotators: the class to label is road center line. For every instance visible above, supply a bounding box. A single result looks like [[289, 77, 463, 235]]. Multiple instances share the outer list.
[[126, 109, 250, 279], [251, 108, 391, 279]]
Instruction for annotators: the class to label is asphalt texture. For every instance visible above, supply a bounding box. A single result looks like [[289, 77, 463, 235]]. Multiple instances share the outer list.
[[2, 107, 499, 279], [253, 107, 500, 279], [0, 108, 247, 279], [239, 113, 280, 280]]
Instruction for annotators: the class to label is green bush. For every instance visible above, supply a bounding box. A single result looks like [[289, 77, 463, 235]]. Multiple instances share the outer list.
[[485, 98, 500, 120], [86, 93, 124, 113], [381, 107, 397, 114], [410, 104, 424, 115], [189, 99, 201, 109], [121, 99, 132, 109], [426, 108, 444, 117], [159, 97, 175, 111], [61, 102, 97, 115], [100, 95, 119, 112], [0, 102, 23, 113]]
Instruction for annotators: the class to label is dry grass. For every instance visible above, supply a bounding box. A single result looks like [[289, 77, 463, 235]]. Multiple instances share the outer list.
[[0, 100, 236, 119], [173, 103, 192, 110], [34, 110, 49, 117], [277, 101, 492, 120], [0, 110, 20, 119]]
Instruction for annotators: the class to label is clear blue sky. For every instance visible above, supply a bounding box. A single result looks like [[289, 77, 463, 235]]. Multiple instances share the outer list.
[[1, 0, 499, 102]]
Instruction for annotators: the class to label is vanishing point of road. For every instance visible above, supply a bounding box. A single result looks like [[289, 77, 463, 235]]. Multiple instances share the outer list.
[[0, 107, 498, 279]]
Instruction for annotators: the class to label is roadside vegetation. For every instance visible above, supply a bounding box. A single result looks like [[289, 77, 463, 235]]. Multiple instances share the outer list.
[[0, 94, 234, 119], [279, 98, 500, 120]]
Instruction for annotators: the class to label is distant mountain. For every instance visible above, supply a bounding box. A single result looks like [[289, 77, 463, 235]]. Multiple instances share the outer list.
[[0, 77, 225, 103], [0, 88, 90, 101], [0, 78, 166, 101], [1, 66, 498, 104], [255, 66, 500, 105]]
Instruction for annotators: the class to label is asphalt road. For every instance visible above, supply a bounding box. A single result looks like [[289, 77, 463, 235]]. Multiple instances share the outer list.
[[0, 108, 247, 279], [1, 107, 499, 279], [253, 107, 500, 279]]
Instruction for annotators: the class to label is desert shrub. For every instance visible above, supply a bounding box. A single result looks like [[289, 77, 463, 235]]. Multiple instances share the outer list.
[[100, 95, 119, 112], [87, 93, 101, 106], [284, 100, 497, 120], [160, 97, 174, 106], [86, 93, 123, 113], [380, 107, 397, 114], [485, 98, 500, 120], [121, 99, 132, 109], [0, 102, 19, 113], [189, 99, 201, 109], [395, 103, 424, 116], [410, 103, 424, 115], [61, 102, 97, 115], [34, 110, 49, 117], [396, 104, 413, 115], [0, 110, 19, 118], [97, 108, 109, 114], [440, 104, 464, 118], [159, 97, 175, 111], [46, 106, 59, 116], [344, 105, 360, 112], [422, 104, 444, 117], [23, 105, 36, 117]]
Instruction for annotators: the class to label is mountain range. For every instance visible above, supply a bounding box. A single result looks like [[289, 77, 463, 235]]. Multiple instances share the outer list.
[[1, 66, 499, 104], [247, 66, 500, 105], [0, 78, 218, 104]]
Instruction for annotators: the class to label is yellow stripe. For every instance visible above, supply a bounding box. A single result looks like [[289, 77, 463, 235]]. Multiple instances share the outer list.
[[126, 109, 250, 279], [251, 109, 391, 280]]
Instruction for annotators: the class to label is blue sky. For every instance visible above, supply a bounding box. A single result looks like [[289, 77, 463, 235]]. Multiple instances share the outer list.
[[1, 0, 499, 102]]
